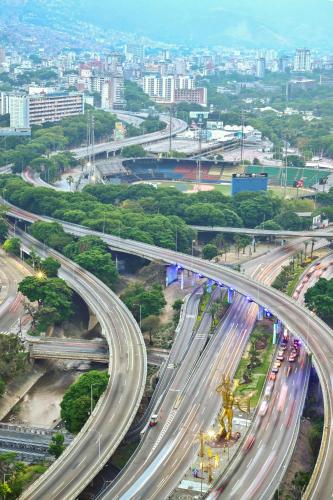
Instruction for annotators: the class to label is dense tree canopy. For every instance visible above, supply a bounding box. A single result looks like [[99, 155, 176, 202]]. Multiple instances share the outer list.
[[18, 275, 73, 331], [40, 257, 61, 277], [202, 243, 219, 260], [120, 283, 166, 320], [304, 278, 333, 327], [2, 237, 20, 256], [0, 334, 28, 397], [61, 370, 109, 433], [0, 218, 8, 242]]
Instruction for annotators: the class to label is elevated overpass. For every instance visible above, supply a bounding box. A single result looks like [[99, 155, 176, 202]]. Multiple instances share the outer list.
[[11, 227, 147, 500], [29, 338, 109, 363], [0, 423, 72, 463], [71, 114, 188, 159], [28, 337, 167, 366], [6, 203, 333, 500], [191, 224, 333, 239]]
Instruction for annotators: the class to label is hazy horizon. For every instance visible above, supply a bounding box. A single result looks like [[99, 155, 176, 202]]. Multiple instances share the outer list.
[[83, 0, 333, 48]]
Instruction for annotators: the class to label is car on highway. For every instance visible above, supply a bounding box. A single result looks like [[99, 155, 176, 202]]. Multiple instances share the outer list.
[[277, 353, 285, 361], [264, 382, 274, 399], [288, 355, 296, 362], [149, 414, 158, 427], [277, 383, 288, 412], [272, 365, 279, 373], [274, 360, 282, 368], [269, 372, 277, 381], [258, 400, 268, 416], [243, 433, 255, 452]]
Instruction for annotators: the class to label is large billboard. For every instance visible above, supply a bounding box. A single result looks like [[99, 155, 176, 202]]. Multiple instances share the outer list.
[[114, 121, 126, 140], [231, 173, 268, 196]]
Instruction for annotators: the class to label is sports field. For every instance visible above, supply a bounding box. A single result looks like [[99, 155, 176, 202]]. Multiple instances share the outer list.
[[145, 180, 311, 198], [245, 165, 329, 188]]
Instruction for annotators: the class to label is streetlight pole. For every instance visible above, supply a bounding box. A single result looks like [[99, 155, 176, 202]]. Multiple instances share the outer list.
[[90, 383, 97, 416], [134, 304, 142, 330]]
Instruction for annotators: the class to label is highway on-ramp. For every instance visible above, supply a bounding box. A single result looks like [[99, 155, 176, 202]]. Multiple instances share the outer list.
[[14, 229, 147, 500]]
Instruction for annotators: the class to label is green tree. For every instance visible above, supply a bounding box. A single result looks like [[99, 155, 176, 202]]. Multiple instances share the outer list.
[[18, 276, 73, 330], [0, 377, 5, 397], [61, 371, 109, 433], [274, 210, 305, 230], [141, 315, 160, 345], [287, 155, 305, 168], [0, 218, 8, 242], [2, 237, 20, 256], [304, 278, 333, 327], [28, 249, 41, 269], [121, 283, 166, 320], [48, 433, 65, 458], [40, 257, 61, 277], [122, 145, 146, 158], [202, 243, 218, 260], [73, 249, 118, 288]]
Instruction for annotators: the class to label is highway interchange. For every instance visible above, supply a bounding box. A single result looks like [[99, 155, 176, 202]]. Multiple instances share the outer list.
[[10, 228, 147, 500], [5, 201, 333, 500], [2, 113, 333, 499]]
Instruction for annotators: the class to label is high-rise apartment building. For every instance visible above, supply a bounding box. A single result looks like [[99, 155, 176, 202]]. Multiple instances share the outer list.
[[174, 87, 207, 107], [1, 91, 84, 127], [294, 49, 311, 72], [142, 75, 196, 104], [161, 76, 175, 103], [125, 44, 145, 62], [0, 93, 30, 128], [101, 75, 126, 110], [0, 47, 5, 65], [256, 58, 266, 78]]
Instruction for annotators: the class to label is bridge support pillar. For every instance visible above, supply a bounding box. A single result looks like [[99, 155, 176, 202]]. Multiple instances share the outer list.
[[207, 279, 213, 293], [88, 308, 99, 331], [257, 305, 264, 321], [180, 270, 184, 290], [227, 289, 234, 304], [166, 265, 178, 287], [273, 321, 279, 345]]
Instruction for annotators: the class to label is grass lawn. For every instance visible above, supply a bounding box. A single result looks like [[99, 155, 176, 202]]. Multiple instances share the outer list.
[[153, 180, 312, 199], [235, 322, 276, 408], [269, 185, 314, 199]]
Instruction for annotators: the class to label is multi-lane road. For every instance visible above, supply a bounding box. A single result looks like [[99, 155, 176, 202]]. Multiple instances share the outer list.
[[0, 249, 31, 333], [191, 224, 333, 239], [13, 229, 147, 500], [5, 205, 333, 500], [71, 114, 187, 159]]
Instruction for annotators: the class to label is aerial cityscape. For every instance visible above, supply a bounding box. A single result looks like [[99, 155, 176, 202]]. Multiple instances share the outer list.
[[0, 1, 333, 499]]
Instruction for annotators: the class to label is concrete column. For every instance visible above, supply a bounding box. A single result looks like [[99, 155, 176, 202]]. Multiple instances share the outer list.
[[227, 288, 234, 304], [207, 279, 213, 293], [166, 265, 178, 287], [257, 305, 264, 321], [273, 321, 279, 345], [191, 272, 196, 287], [180, 270, 184, 290]]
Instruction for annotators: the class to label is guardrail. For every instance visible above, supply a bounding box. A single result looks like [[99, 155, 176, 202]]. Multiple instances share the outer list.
[[6, 205, 333, 500], [15, 230, 147, 500]]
